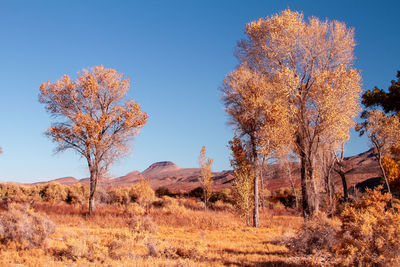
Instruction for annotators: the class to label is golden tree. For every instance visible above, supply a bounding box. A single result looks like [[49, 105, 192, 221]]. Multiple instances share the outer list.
[[222, 66, 290, 226], [357, 110, 400, 203], [224, 9, 361, 217], [198, 146, 213, 209], [39, 65, 148, 213], [229, 136, 254, 226]]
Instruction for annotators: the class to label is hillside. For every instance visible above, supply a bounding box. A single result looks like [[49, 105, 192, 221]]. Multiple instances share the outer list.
[[35, 149, 381, 193]]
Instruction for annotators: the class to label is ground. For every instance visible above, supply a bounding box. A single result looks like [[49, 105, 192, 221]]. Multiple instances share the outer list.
[[0, 201, 310, 267]]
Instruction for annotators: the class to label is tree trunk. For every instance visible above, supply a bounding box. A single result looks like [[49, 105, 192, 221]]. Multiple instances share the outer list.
[[377, 151, 393, 206], [260, 157, 265, 209], [253, 173, 259, 227], [325, 171, 332, 215], [204, 190, 208, 210], [88, 168, 98, 214], [300, 151, 310, 217], [337, 169, 348, 202], [307, 161, 319, 214], [250, 134, 259, 227], [287, 162, 298, 208]]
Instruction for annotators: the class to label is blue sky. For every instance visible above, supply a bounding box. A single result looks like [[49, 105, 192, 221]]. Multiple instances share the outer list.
[[0, 0, 399, 183]]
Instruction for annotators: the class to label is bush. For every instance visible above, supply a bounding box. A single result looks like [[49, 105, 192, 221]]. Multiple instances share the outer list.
[[210, 200, 234, 211], [130, 180, 155, 209], [127, 216, 157, 235], [188, 187, 203, 199], [287, 212, 340, 255], [336, 186, 400, 266], [39, 182, 68, 202], [107, 187, 130, 205], [66, 184, 89, 205], [155, 186, 172, 198], [209, 189, 233, 203], [0, 203, 55, 248]]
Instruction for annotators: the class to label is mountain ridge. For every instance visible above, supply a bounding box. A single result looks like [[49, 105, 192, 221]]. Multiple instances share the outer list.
[[31, 149, 381, 193]]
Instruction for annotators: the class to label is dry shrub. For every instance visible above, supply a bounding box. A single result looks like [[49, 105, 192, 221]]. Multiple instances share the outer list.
[[63, 235, 108, 262], [178, 198, 205, 211], [125, 202, 146, 215], [39, 182, 68, 202], [66, 183, 89, 205], [287, 212, 340, 255], [336, 186, 400, 266], [0, 203, 55, 249], [0, 183, 40, 202], [209, 200, 234, 211], [107, 187, 130, 205], [159, 196, 187, 214], [130, 180, 156, 209], [158, 245, 200, 260], [268, 200, 286, 210], [127, 215, 158, 235]]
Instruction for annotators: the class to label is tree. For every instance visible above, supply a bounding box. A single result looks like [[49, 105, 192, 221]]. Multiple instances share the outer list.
[[222, 66, 290, 226], [198, 146, 213, 209], [357, 110, 400, 205], [226, 9, 361, 217], [362, 71, 400, 114], [229, 136, 254, 226], [39, 65, 148, 213]]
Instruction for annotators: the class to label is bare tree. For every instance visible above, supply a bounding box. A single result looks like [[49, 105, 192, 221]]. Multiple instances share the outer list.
[[39, 65, 148, 213]]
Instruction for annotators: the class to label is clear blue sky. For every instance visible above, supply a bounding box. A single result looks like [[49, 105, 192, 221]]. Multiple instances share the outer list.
[[0, 0, 399, 183]]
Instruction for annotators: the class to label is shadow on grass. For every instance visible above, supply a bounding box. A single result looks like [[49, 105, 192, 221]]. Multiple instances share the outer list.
[[222, 248, 287, 256]]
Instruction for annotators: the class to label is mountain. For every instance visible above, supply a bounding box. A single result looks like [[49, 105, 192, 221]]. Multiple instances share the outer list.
[[35, 149, 381, 193]]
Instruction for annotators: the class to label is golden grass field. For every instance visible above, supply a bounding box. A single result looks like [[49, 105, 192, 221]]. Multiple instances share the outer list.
[[0, 200, 310, 267]]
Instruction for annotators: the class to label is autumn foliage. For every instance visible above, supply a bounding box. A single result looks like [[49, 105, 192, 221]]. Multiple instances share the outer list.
[[223, 9, 362, 218], [198, 146, 213, 209], [39, 65, 147, 213]]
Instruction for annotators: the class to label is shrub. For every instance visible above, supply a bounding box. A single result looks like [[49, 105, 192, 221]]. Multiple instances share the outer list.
[[178, 198, 205, 211], [66, 184, 89, 205], [155, 186, 172, 198], [124, 202, 146, 215], [39, 182, 68, 202], [210, 200, 234, 211], [209, 189, 233, 203], [287, 212, 340, 255], [188, 187, 203, 199], [130, 180, 156, 209], [0, 203, 55, 248], [107, 187, 130, 205], [127, 216, 158, 235], [336, 186, 400, 266]]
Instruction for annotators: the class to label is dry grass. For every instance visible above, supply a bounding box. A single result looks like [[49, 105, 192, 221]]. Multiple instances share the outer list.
[[0, 201, 307, 266]]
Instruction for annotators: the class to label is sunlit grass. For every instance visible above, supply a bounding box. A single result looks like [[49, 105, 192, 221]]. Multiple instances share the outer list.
[[0, 201, 308, 266]]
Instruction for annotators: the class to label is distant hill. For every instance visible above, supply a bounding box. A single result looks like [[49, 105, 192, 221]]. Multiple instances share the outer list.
[[34, 149, 381, 193]]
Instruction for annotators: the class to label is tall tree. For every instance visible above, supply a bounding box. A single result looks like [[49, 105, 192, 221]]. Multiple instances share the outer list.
[[39, 65, 148, 213], [228, 9, 361, 217], [222, 66, 290, 226], [198, 146, 213, 209], [357, 110, 400, 205]]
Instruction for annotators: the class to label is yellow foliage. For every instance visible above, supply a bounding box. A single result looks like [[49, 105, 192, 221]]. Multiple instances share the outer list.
[[382, 154, 400, 183], [130, 179, 156, 209], [39, 65, 148, 212], [337, 186, 400, 266], [198, 146, 213, 208]]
